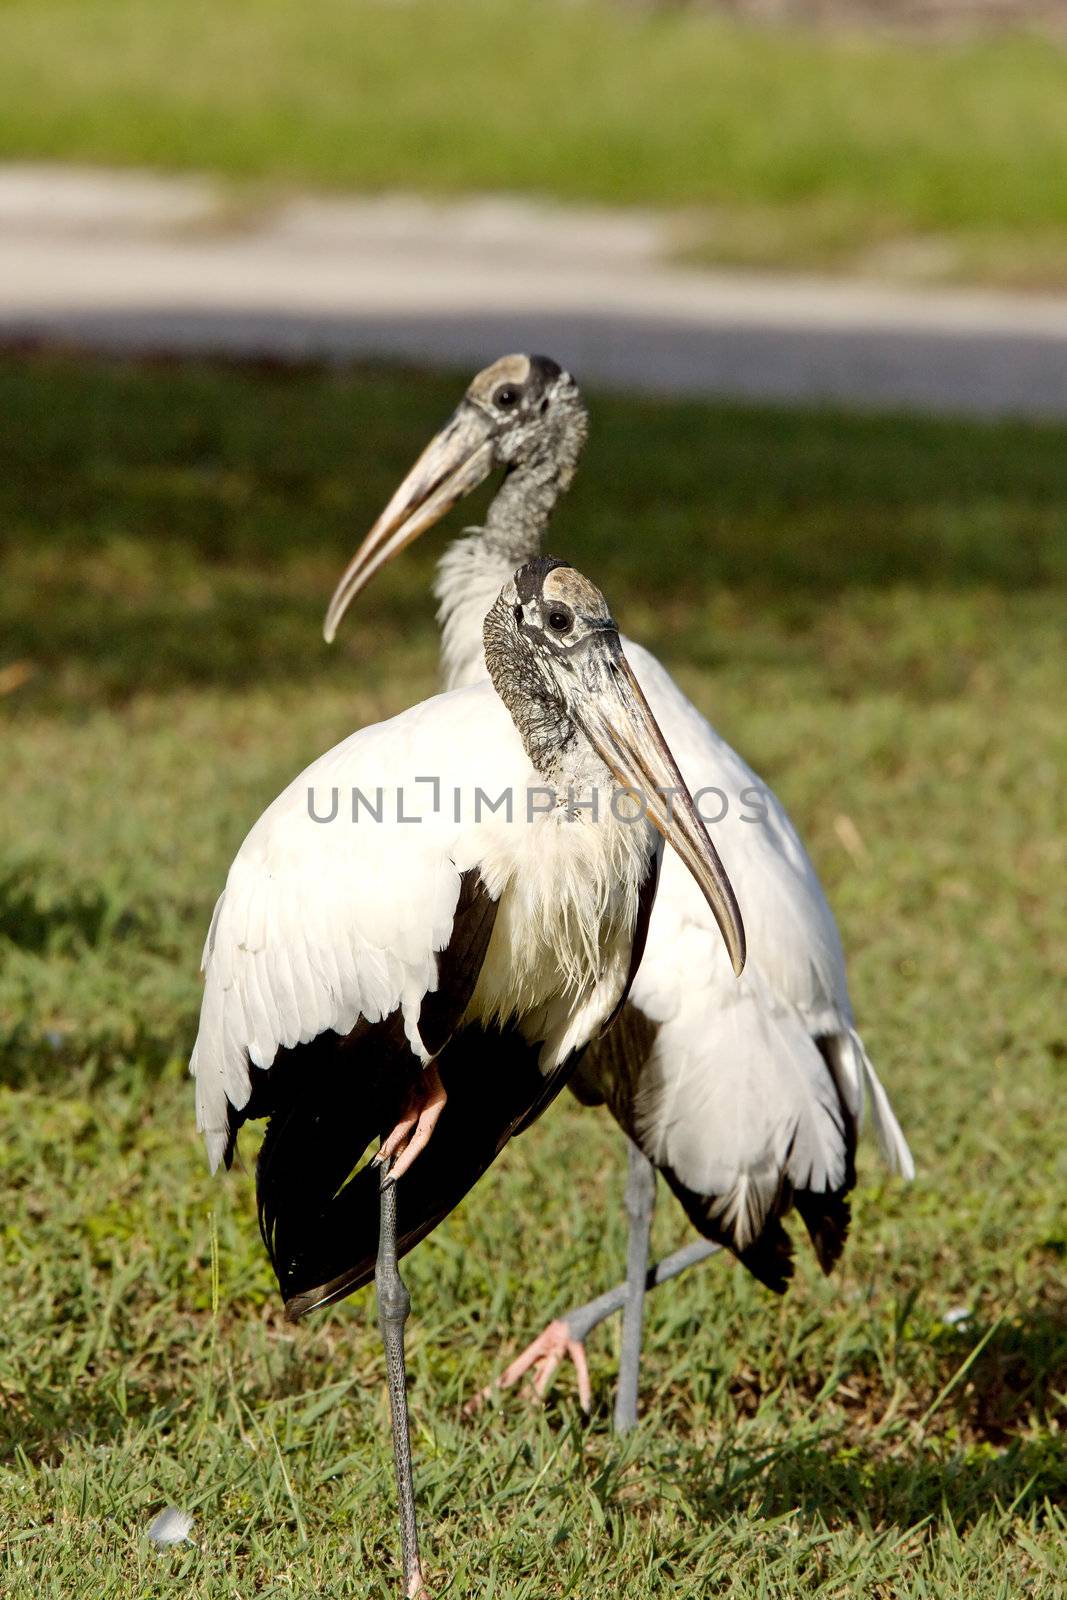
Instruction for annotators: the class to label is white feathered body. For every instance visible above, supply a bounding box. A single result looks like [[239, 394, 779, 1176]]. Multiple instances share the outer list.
[[191, 679, 655, 1173], [436, 544, 913, 1254]]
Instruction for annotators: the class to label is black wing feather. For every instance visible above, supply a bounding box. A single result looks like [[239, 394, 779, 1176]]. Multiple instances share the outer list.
[[281, 1025, 580, 1319]]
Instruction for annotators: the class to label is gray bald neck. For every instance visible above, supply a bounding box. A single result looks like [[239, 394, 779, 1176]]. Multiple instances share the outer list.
[[484, 450, 572, 563], [434, 412, 586, 691]]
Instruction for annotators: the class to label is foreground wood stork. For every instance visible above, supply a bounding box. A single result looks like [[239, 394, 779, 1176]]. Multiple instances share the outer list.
[[191, 557, 744, 1597], [324, 354, 914, 1432]]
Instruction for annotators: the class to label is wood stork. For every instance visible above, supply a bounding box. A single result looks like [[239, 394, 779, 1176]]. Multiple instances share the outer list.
[[324, 354, 914, 1433], [191, 556, 744, 1598]]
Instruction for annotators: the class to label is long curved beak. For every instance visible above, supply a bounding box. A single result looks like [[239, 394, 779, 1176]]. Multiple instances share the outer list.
[[573, 642, 746, 978], [324, 402, 496, 643]]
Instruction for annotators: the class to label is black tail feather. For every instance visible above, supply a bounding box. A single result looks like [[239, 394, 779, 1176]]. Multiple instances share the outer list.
[[254, 1012, 414, 1301], [660, 1168, 796, 1295], [737, 1216, 796, 1295], [794, 1188, 852, 1276], [796, 1035, 860, 1275]]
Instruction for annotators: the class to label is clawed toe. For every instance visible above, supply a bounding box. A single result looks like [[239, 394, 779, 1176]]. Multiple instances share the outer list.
[[465, 1318, 592, 1416], [378, 1064, 447, 1179]]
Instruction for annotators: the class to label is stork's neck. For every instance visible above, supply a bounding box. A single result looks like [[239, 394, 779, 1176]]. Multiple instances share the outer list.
[[435, 452, 577, 691]]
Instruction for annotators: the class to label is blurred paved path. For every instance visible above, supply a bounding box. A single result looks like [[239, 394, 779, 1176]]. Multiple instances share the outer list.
[[1, 165, 1066, 418]]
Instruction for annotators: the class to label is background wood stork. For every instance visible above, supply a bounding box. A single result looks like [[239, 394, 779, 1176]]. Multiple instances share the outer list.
[[324, 354, 915, 1433], [191, 557, 744, 1597]]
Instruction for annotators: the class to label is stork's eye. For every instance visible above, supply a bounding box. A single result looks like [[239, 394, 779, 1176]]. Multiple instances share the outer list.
[[546, 608, 573, 635], [493, 383, 522, 410]]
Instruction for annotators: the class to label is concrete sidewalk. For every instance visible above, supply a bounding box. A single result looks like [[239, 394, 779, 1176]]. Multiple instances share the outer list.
[[1, 165, 1066, 418]]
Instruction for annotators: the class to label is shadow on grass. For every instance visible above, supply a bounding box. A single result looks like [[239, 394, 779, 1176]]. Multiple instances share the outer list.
[[0, 1023, 189, 1093], [2, 351, 1067, 708], [0, 859, 191, 1090], [946, 1304, 1067, 1446], [691, 1428, 1064, 1531], [680, 1306, 1067, 1529], [0, 863, 140, 955], [0, 1377, 187, 1467]]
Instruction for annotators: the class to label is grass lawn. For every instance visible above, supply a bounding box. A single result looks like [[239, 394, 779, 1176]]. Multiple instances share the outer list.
[[1, 354, 1065, 1596], [2, 1, 1067, 286]]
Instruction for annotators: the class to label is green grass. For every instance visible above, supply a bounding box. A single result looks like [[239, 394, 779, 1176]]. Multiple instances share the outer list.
[[1, 354, 1065, 1596], [3, 1, 1067, 284]]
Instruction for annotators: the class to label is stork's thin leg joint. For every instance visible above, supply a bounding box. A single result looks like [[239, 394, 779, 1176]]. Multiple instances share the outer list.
[[613, 1140, 657, 1434], [377, 1159, 428, 1599]]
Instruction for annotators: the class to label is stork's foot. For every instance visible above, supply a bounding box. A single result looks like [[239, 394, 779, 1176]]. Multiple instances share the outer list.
[[465, 1239, 725, 1423], [377, 1063, 447, 1180], [464, 1319, 592, 1416]]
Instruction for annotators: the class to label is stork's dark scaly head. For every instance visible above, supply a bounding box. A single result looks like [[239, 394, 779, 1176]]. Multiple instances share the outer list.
[[483, 557, 617, 729], [324, 355, 587, 641], [506, 557, 617, 670], [463, 354, 586, 477], [484, 558, 746, 979]]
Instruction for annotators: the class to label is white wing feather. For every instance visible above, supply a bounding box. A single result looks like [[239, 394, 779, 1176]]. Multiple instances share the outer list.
[[190, 684, 524, 1172]]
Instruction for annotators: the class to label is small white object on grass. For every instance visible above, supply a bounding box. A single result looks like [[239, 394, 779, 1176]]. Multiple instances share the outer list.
[[942, 1305, 973, 1328], [147, 1506, 195, 1547]]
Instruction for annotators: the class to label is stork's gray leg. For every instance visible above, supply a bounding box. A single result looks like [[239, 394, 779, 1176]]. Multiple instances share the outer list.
[[376, 1161, 427, 1600], [568, 1238, 723, 1343], [613, 1140, 657, 1433]]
